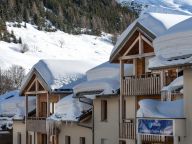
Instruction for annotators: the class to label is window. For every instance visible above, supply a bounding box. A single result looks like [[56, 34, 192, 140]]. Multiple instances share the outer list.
[[50, 102, 56, 114], [42, 134, 47, 144], [120, 140, 126, 144], [17, 132, 21, 144], [80, 137, 85, 144], [123, 100, 126, 119], [101, 100, 107, 121], [101, 138, 107, 144], [41, 102, 47, 117], [65, 136, 71, 144], [28, 134, 32, 144]]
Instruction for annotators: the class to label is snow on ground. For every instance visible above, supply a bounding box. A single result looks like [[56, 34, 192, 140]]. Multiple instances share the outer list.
[[137, 99, 184, 118], [0, 90, 36, 130], [0, 22, 113, 72]]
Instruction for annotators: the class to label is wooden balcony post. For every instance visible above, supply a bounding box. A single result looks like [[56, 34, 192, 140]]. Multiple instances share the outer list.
[[35, 79, 39, 117], [120, 59, 124, 123], [47, 92, 50, 117], [25, 93, 28, 144], [36, 94, 39, 117]]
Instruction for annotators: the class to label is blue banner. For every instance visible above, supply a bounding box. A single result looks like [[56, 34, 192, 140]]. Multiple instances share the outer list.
[[138, 119, 173, 136]]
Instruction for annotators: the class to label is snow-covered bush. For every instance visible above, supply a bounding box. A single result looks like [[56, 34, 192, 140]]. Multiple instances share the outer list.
[[20, 43, 29, 53]]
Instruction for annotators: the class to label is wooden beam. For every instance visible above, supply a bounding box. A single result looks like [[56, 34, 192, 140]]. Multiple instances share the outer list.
[[35, 79, 38, 93], [139, 33, 143, 55], [123, 36, 139, 56], [141, 35, 153, 47], [25, 91, 47, 95], [25, 94, 28, 144], [121, 52, 155, 60], [133, 59, 137, 75], [120, 59, 124, 124], [36, 94, 39, 117], [26, 78, 36, 92], [47, 92, 50, 117]]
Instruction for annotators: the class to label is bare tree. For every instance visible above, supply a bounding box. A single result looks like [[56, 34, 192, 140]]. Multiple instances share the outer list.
[[7, 65, 25, 88], [0, 65, 25, 94], [59, 40, 65, 48]]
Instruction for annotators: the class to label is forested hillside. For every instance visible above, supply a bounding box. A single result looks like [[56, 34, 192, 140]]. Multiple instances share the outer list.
[[0, 0, 138, 35]]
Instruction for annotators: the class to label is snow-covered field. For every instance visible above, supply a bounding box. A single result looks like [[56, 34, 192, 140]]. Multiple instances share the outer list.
[[0, 23, 113, 72], [117, 0, 192, 14]]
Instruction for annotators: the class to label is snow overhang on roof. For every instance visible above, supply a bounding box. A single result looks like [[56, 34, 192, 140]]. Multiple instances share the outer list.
[[110, 12, 191, 63], [48, 94, 91, 122], [149, 17, 192, 70], [20, 59, 94, 95]]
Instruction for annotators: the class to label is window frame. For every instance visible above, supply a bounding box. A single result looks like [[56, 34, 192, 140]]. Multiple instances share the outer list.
[[101, 100, 107, 121], [80, 137, 85, 144]]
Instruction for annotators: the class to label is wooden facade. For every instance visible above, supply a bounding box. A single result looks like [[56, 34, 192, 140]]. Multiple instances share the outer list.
[[110, 26, 181, 144], [20, 70, 69, 144]]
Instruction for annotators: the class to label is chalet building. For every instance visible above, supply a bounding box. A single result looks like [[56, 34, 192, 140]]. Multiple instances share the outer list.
[[146, 17, 192, 144], [47, 62, 132, 144], [73, 62, 133, 144], [46, 94, 93, 144], [13, 59, 92, 144], [109, 12, 191, 144]]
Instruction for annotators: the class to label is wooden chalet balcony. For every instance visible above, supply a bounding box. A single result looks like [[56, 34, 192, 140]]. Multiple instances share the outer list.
[[122, 74, 161, 96], [119, 119, 136, 140], [119, 119, 169, 143], [26, 117, 47, 133]]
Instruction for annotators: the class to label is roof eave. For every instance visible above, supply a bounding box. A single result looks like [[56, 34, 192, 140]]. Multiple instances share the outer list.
[[110, 22, 156, 63], [149, 63, 192, 71]]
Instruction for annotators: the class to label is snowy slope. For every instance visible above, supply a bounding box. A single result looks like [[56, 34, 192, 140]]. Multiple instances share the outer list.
[[0, 22, 113, 72], [117, 0, 192, 14]]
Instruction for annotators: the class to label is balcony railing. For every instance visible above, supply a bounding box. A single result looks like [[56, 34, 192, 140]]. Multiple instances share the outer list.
[[161, 91, 183, 101], [119, 119, 165, 142], [119, 120, 136, 139], [122, 74, 161, 96], [26, 117, 47, 133], [141, 135, 166, 143]]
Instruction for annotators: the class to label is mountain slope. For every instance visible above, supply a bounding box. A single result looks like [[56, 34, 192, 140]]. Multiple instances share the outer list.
[[0, 22, 113, 72], [0, 0, 137, 35], [117, 0, 192, 14]]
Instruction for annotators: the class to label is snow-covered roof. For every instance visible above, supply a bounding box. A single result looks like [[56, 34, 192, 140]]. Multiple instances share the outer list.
[[74, 62, 133, 97], [149, 17, 192, 69], [21, 59, 94, 93], [137, 99, 184, 118], [162, 76, 183, 92], [0, 90, 35, 119], [74, 79, 120, 97], [48, 94, 91, 122], [0, 90, 36, 130], [110, 12, 191, 60], [86, 61, 133, 81]]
